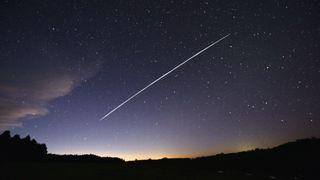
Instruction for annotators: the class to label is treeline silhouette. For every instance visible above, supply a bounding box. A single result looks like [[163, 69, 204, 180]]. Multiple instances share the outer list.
[[0, 131, 124, 163], [1, 130, 319, 179], [0, 130, 47, 161], [46, 154, 124, 163]]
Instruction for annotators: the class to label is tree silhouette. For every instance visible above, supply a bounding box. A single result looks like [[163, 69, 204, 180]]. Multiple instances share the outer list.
[[0, 131, 124, 163], [0, 130, 47, 161]]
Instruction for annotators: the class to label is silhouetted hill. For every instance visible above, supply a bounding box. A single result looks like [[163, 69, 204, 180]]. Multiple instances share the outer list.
[[126, 138, 320, 179], [191, 138, 320, 178]]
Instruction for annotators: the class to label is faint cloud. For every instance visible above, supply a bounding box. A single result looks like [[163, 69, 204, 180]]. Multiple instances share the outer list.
[[0, 98, 48, 128], [0, 58, 101, 130]]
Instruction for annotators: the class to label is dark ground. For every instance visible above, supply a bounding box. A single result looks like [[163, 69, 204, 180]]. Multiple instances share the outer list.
[[1, 133, 319, 180], [1, 162, 274, 180], [1, 158, 317, 180]]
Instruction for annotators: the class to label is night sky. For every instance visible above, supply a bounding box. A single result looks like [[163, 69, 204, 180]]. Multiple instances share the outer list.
[[1, 0, 320, 160]]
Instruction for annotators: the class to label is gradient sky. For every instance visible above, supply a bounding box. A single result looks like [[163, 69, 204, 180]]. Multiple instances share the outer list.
[[1, 0, 319, 160]]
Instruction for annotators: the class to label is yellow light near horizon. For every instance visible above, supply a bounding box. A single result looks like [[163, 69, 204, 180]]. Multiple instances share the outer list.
[[236, 142, 257, 152], [102, 152, 188, 161]]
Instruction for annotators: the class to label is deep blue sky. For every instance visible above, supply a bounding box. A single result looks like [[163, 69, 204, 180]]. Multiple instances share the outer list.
[[1, 0, 319, 160]]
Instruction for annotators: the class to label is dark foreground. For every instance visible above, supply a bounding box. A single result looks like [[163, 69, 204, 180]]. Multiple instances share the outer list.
[[1, 155, 319, 180], [1, 131, 319, 180], [1, 162, 285, 180]]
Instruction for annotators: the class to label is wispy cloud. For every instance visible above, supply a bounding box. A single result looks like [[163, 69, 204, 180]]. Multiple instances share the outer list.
[[0, 56, 101, 130]]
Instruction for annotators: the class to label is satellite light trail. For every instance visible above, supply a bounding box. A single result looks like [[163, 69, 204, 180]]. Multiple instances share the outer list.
[[100, 34, 230, 121]]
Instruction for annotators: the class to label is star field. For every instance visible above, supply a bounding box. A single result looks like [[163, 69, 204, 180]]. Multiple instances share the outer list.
[[0, 0, 319, 160]]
